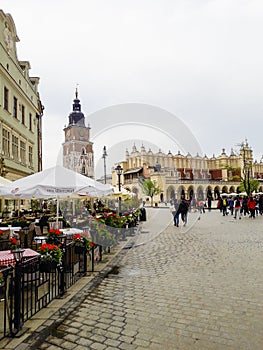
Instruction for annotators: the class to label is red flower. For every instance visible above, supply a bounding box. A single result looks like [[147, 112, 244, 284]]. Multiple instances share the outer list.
[[89, 242, 95, 248], [49, 229, 62, 235], [10, 237, 18, 245], [73, 234, 82, 240]]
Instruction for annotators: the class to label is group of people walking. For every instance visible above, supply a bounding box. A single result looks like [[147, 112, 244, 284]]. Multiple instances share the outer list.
[[172, 193, 263, 227], [218, 195, 263, 219]]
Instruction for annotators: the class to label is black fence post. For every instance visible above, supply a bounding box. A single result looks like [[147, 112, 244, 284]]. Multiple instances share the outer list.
[[83, 249, 87, 274], [59, 238, 67, 296], [13, 264, 23, 336], [99, 245, 102, 262], [91, 245, 95, 272]]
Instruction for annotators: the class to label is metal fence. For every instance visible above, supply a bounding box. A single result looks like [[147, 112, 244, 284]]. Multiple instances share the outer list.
[[0, 219, 140, 340], [0, 242, 92, 339]]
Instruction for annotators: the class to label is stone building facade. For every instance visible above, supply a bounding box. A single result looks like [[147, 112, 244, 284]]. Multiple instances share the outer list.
[[62, 90, 94, 178], [112, 140, 263, 202], [0, 10, 44, 181]]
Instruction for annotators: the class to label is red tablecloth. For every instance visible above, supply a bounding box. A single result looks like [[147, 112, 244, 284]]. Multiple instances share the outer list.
[[0, 248, 40, 267]]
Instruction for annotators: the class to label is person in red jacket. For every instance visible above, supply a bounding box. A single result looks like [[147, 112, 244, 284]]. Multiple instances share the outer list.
[[248, 197, 256, 219]]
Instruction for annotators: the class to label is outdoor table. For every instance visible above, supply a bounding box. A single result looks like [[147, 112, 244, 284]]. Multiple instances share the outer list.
[[0, 248, 40, 267], [1, 226, 21, 237]]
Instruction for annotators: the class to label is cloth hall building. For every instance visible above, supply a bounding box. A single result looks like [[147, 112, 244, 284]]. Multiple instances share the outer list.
[[113, 141, 263, 203]]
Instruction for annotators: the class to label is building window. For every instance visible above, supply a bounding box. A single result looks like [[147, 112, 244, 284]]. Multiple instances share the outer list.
[[29, 113, 32, 131], [2, 128, 10, 156], [12, 135, 19, 161], [29, 145, 33, 167], [21, 105, 25, 124], [4, 87, 9, 111], [13, 97, 18, 118], [20, 140, 26, 164], [82, 166, 86, 175]]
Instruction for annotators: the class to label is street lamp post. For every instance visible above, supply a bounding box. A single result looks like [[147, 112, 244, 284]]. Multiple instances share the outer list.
[[12, 248, 25, 335], [115, 165, 123, 214], [102, 146, 107, 184]]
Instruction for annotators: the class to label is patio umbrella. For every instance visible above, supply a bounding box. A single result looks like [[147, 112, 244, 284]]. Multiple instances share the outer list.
[[0, 165, 113, 226], [229, 192, 237, 196], [0, 165, 113, 199], [111, 186, 136, 199], [238, 192, 247, 196]]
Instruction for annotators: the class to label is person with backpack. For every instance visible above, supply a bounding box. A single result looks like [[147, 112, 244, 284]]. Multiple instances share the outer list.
[[234, 196, 242, 219], [222, 196, 228, 216]]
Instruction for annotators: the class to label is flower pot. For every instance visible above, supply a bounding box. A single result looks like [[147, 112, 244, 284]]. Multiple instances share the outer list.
[[39, 261, 57, 273], [74, 245, 86, 254]]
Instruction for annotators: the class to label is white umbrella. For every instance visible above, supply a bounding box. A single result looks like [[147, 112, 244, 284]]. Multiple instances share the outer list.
[[0, 165, 113, 199], [238, 192, 247, 196], [0, 165, 113, 226], [111, 186, 136, 198]]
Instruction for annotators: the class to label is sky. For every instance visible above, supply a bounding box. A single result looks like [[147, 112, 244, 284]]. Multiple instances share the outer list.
[[2, 0, 263, 179]]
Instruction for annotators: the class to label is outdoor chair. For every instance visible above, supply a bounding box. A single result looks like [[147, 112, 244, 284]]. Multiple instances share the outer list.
[[19, 229, 26, 248], [42, 226, 49, 235], [0, 239, 10, 251]]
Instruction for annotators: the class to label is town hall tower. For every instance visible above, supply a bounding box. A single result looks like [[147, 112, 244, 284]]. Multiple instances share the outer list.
[[62, 90, 94, 178]]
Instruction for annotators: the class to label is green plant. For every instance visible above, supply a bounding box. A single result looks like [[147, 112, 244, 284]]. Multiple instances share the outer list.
[[0, 271, 3, 284], [72, 233, 91, 247], [47, 229, 63, 245]]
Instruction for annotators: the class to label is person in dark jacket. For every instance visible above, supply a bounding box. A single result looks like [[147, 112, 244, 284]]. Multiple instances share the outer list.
[[174, 197, 189, 227]]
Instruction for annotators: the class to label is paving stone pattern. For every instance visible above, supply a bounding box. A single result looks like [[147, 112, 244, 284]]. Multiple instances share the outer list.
[[17, 209, 263, 349]]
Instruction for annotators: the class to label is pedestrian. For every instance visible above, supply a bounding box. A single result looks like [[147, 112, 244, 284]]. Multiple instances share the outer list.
[[197, 199, 205, 214], [248, 196, 256, 219], [222, 197, 228, 216], [228, 196, 234, 215], [217, 197, 223, 212], [207, 196, 212, 211], [258, 195, 263, 215], [234, 196, 241, 220], [174, 197, 189, 227], [241, 196, 249, 216]]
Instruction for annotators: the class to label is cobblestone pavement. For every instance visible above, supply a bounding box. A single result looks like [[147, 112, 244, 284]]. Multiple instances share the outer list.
[[12, 208, 263, 349]]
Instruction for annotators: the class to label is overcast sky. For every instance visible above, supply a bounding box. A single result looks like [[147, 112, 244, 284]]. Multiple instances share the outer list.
[[2, 0, 263, 179]]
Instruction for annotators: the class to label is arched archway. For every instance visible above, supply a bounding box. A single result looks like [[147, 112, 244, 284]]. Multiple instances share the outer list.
[[187, 186, 194, 200], [167, 186, 176, 202], [222, 186, 228, 194], [229, 186, 236, 194], [196, 186, 204, 200], [214, 186, 220, 199], [206, 186, 213, 199], [177, 186, 186, 199]]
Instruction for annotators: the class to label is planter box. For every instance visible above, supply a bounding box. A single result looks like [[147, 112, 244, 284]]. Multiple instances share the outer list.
[[39, 261, 57, 273], [74, 246, 86, 254]]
